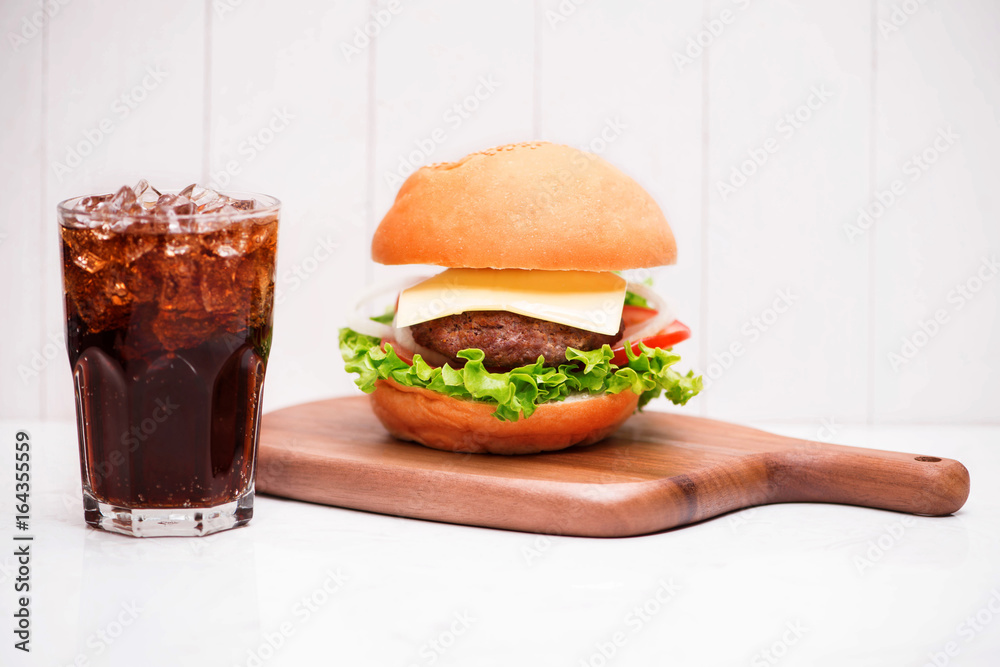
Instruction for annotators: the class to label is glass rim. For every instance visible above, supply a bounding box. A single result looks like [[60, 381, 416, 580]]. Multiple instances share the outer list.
[[57, 190, 281, 229]]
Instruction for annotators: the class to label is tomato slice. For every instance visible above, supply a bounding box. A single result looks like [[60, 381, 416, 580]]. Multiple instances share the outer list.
[[381, 339, 415, 366], [621, 304, 658, 328], [610, 320, 691, 366]]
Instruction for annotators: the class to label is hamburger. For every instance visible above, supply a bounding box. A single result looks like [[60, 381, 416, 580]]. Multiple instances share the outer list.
[[339, 142, 701, 454]]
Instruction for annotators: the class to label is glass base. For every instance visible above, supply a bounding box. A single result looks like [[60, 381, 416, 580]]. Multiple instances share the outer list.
[[83, 489, 253, 537]]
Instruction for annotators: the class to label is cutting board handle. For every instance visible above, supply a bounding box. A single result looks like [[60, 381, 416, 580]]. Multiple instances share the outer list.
[[766, 440, 970, 516]]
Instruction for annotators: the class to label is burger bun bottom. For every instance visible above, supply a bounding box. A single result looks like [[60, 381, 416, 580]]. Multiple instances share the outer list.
[[368, 379, 639, 455]]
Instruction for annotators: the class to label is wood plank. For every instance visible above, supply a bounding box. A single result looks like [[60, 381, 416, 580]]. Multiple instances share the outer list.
[[705, 0, 871, 421], [0, 0, 45, 418], [873, 0, 1000, 422]]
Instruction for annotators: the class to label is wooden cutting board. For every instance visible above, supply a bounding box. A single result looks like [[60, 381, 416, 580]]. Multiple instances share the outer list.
[[256, 396, 970, 537]]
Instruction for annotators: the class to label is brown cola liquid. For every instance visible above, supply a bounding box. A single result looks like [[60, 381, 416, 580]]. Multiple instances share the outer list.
[[61, 211, 277, 509]]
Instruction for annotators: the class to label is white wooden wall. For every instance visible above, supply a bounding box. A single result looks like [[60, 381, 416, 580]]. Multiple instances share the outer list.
[[1, 0, 997, 425]]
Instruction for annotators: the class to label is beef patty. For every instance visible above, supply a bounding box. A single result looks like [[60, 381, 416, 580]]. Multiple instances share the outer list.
[[410, 310, 624, 370]]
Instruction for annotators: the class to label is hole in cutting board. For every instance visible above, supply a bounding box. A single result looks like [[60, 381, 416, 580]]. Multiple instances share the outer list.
[[915, 456, 942, 462]]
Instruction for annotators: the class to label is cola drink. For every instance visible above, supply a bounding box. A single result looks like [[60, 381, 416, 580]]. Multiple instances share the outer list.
[[59, 182, 279, 537]]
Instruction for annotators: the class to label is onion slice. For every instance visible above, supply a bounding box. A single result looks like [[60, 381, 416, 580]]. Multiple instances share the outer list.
[[618, 281, 676, 344], [345, 273, 455, 367], [346, 274, 430, 339], [391, 325, 451, 367]]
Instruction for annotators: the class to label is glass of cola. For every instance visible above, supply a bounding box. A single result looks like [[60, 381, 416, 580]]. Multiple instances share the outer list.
[[58, 181, 279, 537]]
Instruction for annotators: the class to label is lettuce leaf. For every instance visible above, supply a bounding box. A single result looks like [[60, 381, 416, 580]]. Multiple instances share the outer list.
[[623, 290, 650, 308], [339, 327, 702, 422]]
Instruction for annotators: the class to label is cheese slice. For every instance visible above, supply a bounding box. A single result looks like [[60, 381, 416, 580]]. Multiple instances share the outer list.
[[394, 268, 627, 336]]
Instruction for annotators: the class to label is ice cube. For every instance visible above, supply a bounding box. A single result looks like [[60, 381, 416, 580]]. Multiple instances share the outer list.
[[155, 193, 177, 209], [215, 246, 240, 258], [190, 187, 224, 213], [156, 256, 202, 312], [108, 272, 131, 307], [163, 235, 192, 257], [72, 249, 108, 273], [199, 199, 229, 215], [217, 203, 240, 218], [122, 234, 156, 264], [199, 203, 239, 231], [76, 194, 112, 211], [251, 222, 277, 247], [199, 258, 243, 313], [87, 221, 113, 242], [156, 202, 183, 234], [170, 195, 197, 217], [230, 198, 256, 211], [202, 208, 251, 257], [108, 215, 136, 233], [109, 185, 136, 212], [133, 179, 161, 210], [62, 226, 108, 273], [211, 240, 243, 258]]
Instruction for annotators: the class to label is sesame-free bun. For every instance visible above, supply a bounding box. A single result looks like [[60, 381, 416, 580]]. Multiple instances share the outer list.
[[369, 379, 640, 455], [372, 142, 676, 271]]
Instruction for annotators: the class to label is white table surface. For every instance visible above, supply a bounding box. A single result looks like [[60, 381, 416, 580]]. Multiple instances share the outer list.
[[1, 418, 998, 667]]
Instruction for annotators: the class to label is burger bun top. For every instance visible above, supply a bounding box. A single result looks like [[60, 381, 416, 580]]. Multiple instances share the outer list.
[[372, 142, 677, 271]]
